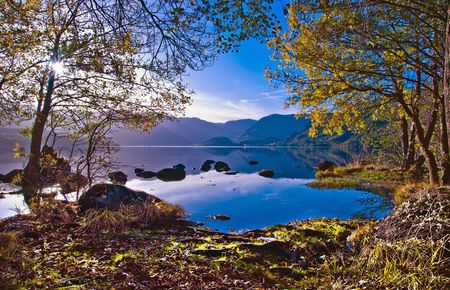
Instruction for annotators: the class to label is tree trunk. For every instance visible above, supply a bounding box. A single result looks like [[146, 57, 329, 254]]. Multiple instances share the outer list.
[[23, 70, 56, 204], [442, 4, 450, 185], [440, 95, 450, 185], [404, 122, 416, 170], [400, 116, 409, 168]]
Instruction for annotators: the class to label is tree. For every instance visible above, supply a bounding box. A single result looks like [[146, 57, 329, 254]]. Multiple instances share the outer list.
[[0, 0, 275, 202], [267, 0, 449, 185]]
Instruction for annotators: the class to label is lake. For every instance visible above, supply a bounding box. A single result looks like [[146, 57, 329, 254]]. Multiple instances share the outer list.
[[0, 146, 391, 232]]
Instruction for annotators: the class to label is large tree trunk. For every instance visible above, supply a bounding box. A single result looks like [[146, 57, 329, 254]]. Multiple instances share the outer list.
[[404, 122, 416, 170], [23, 70, 56, 204]]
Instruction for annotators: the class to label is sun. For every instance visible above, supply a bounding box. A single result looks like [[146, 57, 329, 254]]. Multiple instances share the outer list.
[[51, 61, 66, 76]]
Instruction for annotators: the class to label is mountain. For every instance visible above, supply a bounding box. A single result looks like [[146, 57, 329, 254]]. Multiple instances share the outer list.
[[111, 117, 257, 146], [201, 137, 238, 146], [236, 114, 310, 145]]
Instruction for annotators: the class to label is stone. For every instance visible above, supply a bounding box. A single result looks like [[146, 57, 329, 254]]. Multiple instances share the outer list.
[[172, 163, 186, 170], [59, 172, 89, 194], [214, 161, 230, 172], [249, 160, 259, 165], [258, 169, 274, 178], [134, 168, 144, 174], [207, 214, 231, 221], [136, 171, 157, 179], [200, 160, 215, 172], [156, 168, 186, 182], [224, 171, 239, 175], [2, 169, 24, 184], [78, 183, 160, 211], [108, 171, 128, 185], [315, 161, 337, 171]]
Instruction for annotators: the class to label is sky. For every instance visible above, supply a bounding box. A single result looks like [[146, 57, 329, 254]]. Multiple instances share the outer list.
[[184, 35, 296, 123]]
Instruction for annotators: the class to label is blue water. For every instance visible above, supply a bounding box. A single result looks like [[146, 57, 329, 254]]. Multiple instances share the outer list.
[[0, 146, 391, 232]]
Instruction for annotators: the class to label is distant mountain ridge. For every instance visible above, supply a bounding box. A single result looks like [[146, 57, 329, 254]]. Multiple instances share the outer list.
[[0, 114, 360, 149]]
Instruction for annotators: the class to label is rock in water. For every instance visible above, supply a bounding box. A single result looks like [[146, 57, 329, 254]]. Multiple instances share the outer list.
[[249, 160, 259, 165], [214, 161, 230, 172], [134, 168, 144, 174], [136, 171, 157, 179], [258, 169, 275, 178], [207, 214, 231, 221], [200, 160, 215, 172], [78, 183, 160, 211], [315, 161, 337, 171], [156, 168, 186, 182], [172, 164, 186, 170], [108, 171, 128, 185], [224, 171, 239, 175]]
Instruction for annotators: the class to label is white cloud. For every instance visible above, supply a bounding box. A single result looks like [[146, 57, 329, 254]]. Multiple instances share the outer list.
[[185, 90, 293, 123]]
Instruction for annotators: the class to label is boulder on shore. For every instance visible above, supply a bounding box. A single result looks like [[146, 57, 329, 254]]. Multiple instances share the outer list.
[[108, 171, 128, 185], [78, 183, 160, 211], [156, 168, 186, 182], [214, 161, 230, 172], [59, 172, 89, 194], [315, 161, 337, 171], [136, 171, 157, 179], [2, 169, 24, 184], [258, 169, 275, 178]]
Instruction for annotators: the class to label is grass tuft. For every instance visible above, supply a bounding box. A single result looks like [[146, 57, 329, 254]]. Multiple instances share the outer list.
[[80, 201, 186, 233], [307, 177, 360, 189], [0, 232, 19, 261]]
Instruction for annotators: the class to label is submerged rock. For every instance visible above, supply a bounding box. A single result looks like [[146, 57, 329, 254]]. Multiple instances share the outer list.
[[315, 160, 337, 171], [78, 183, 160, 211], [108, 171, 128, 185], [249, 160, 259, 165], [214, 161, 230, 172], [258, 169, 275, 178], [136, 171, 157, 179], [224, 171, 239, 175], [134, 168, 144, 174], [207, 214, 231, 221], [157, 168, 186, 182]]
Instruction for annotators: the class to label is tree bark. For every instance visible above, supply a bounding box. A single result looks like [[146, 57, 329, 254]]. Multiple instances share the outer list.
[[404, 122, 416, 170], [441, 3, 450, 185], [400, 116, 409, 168], [23, 70, 56, 204], [440, 95, 450, 185]]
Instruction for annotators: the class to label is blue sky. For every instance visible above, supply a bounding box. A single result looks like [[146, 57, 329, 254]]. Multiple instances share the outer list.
[[185, 33, 295, 123]]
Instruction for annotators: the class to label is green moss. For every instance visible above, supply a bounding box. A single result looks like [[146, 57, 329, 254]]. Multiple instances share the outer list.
[[307, 177, 360, 189]]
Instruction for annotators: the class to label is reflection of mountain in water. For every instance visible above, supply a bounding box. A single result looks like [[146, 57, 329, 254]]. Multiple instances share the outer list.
[[116, 146, 362, 179]]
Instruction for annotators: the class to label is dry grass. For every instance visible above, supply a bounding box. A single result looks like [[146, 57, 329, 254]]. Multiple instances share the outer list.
[[80, 201, 186, 233], [0, 232, 18, 261], [394, 182, 430, 205]]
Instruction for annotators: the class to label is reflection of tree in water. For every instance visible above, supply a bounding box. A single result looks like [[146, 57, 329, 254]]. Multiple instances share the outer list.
[[285, 146, 363, 169], [351, 193, 393, 220]]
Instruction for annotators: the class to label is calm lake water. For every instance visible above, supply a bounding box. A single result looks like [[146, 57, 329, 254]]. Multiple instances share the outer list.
[[0, 146, 391, 232]]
